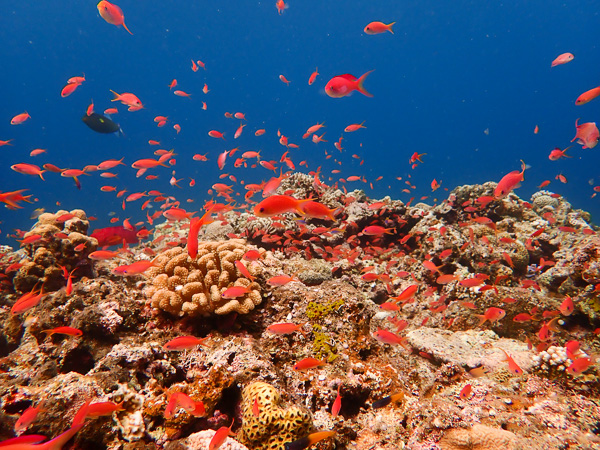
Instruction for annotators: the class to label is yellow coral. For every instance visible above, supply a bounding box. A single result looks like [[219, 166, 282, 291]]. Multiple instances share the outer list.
[[144, 241, 262, 316], [237, 382, 312, 450]]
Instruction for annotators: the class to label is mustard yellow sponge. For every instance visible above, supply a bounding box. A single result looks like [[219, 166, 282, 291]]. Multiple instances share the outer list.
[[144, 240, 261, 316], [237, 382, 312, 450]]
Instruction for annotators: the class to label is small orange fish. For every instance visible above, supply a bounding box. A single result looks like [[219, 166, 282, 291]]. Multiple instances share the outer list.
[[567, 357, 592, 375], [475, 307, 505, 326], [372, 392, 404, 409], [279, 74, 291, 85], [14, 404, 44, 432], [331, 386, 342, 417], [97, 1, 133, 34], [86, 401, 125, 418], [254, 195, 310, 217], [284, 431, 336, 450], [548, 145, 572, 160], [459, 384, 472, 400], [571, 118, 599, 149], [266, 322, 304, 335], [111, 260, 156, 276], [293, 357, 325, 371], [364, 21, 395, 34], [498, 348, 524, 375], [209, 419, 235, 450], [344, 121, 366, 132], [163, 336, 209, 351], [41, 326, 83, 337], [308, 67, 319, 85], [559, 295, 574, 316], [11, 112, 31, 125]]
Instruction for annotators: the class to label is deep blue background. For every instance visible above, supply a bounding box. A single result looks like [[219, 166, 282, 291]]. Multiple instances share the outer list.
[[1, 1, 599, 244]]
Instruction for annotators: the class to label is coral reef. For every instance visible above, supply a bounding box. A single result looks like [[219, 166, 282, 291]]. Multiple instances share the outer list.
[[2, 179, 600, 450], [144, 240, 262, 316]]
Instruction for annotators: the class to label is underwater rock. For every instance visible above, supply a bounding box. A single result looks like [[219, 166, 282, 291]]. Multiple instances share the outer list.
[[439, 424, 522, 450]]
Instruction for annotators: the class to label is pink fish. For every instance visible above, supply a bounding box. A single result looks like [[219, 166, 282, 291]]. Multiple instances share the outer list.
[[571, 119, 599, 149], [551, 52, 574, 67], [324, 71, 373, 98]]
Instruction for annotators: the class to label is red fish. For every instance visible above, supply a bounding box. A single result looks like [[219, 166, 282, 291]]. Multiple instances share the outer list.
[[266, 322, 305, 335], [41, 326, 83, 338], [97, 1, 133, 35], [90, 225, 140, 247], [364, 21, 395, 34], [567, 357, 592, 375], [551, 52, 574, 67], [209, 419, 235, 450], [571, 118, 599, 149], [253, 195, 310, 217], [494, 160, 526, 198], [279, 74, 291, 85], [325, 71, 373, 98], [459, 384, 472, 400], [110, 90, 142, 109], [163, 336, 209, 351], [11, 163, 45, 180], [308, 67, 319, 85]]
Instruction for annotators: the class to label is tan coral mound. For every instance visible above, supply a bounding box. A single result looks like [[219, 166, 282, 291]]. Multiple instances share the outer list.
[[439, 424, 521, 450], [237, 381, 312, 450], [144, 240, 261, 316]]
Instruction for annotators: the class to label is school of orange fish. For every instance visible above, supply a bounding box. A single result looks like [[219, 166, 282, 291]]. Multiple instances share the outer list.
[[1, 2, 600, 449]]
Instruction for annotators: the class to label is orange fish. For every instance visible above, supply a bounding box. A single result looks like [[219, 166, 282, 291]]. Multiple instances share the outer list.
[[14, 404, 44, 433], [364, 21, 395, 34], [559, 295, 574, 316], [476, 307, 505, 326], [11, 112, 31, 125], [284, 431, 336, 450], [548, 146, 572, 160], [97, 1, 133, 34], [61, 82, 81, 97], [373, 328, 405, 345], [298, 201, 338, 221], [325, 71, 373, 98], [459, 384, 472, 400], [209, 419, 235, 450], [567, 357, 592, 375], [494, 160, 526, 198], [111, 260, 156, 276], [110, 90, 142, 108], [276, 0, 287, 15], [575, 86, 600, 105], [293, 357, 325, 371], [163, 335, 209, 351], [498, 348, 524, 375], [571, 119, 599, 149], [344, 121, 366, 132], [279, 74, 291, 85], [266, 322, 305, 335], [308, 67, 319, 85], [86, 401, 125, 418], [551, 52, 574, 67], [209, 130, 225, 139]]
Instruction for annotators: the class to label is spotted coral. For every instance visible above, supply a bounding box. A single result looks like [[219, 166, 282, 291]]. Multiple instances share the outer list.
[[144, 240, 262, 316], [237, 381, 312, 450]]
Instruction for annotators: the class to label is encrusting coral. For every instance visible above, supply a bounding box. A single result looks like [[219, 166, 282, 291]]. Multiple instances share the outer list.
[[144, 240, 262, 316], [439, 424, 521, 450], [237, 381, 312, 450]]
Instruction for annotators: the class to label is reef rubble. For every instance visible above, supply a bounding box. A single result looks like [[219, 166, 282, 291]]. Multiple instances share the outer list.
[[1, 176, 600, 449]]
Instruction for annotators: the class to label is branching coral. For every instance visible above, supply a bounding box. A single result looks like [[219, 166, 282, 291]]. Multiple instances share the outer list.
[[144, 240, 262, 316]]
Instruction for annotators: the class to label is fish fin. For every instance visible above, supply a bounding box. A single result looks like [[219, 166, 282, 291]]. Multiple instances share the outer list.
[[122, 21, 133, 35], [475, 314, 487, 326], [356, 70, 374, 97], [387, 22, 396, 33]]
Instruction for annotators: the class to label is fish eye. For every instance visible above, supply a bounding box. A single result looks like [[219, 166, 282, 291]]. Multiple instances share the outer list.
[[259, 208, 264, 212]]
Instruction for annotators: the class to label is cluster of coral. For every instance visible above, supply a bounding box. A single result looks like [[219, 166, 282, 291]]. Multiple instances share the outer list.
[[1, 173, 600, 449]]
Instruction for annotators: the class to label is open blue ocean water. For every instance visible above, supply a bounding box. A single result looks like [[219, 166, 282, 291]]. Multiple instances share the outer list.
[[1, 1, 599, 245]]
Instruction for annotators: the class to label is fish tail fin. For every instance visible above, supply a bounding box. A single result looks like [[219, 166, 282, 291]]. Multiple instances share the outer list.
[[356, 70, 374, 97], [475, 314, 487, 326], [388, 22, 396, 33], [122, 22, 133, 35], [39, 170, 46, 181]]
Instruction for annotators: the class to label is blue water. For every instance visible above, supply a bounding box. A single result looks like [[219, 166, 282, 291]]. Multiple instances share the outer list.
[[1, 1, 599, 244]]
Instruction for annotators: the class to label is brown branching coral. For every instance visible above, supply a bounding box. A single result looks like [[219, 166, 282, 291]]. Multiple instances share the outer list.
[[144, 240, 262, 316]]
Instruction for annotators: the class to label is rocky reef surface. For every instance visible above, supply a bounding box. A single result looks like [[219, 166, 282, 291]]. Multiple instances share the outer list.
[[1, 175, 600, 449]]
